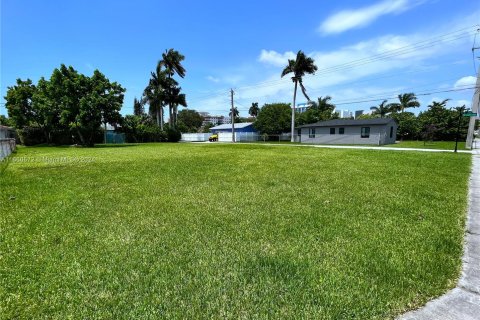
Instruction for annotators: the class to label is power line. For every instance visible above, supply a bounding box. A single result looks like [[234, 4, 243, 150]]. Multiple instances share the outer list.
[[178, 25, 478, 109], [332, 86, 478, 107]]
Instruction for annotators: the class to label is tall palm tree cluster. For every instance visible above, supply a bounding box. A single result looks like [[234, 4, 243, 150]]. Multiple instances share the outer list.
[[142, 49, 187, 130], [370, 93, 421, 118]]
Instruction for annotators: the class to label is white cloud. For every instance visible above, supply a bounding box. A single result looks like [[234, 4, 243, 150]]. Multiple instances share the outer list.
[[318, 0, 418, 35], [456, 99, 471, 108], [193, 15, 477, 116], [258, 50, 296, 67], [206, 76, 220, 83], [454, 76, 476, 88]]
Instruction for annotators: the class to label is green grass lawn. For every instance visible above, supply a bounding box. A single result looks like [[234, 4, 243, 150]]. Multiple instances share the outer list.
[[0, 143, 471, 319]]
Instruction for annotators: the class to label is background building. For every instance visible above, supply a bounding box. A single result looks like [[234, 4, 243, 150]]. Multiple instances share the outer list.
[[200, 113, 228, 126], [335, 109, 353, 118]]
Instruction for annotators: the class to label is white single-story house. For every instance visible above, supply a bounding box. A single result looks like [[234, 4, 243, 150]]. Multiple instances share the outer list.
[[296, 118, 397, 145]]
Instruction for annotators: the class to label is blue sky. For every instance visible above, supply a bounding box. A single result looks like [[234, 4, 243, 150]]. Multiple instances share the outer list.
[[1, 0, 479, 118]]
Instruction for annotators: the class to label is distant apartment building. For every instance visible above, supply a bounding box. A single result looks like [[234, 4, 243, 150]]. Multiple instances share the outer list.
[[200, 112, 228, 126], [355, 110, 364, 119], [296, 103, 309, 113]]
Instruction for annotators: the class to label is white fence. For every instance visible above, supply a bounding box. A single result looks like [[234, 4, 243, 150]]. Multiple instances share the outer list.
[[181, 132, 263, 142], [218, 132, 260, 142], [0, 126, 16, 160], [181, 133, 211, 142], [0, 139, 16, 160]]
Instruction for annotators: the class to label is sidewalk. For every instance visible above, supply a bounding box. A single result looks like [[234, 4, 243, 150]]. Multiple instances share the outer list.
[[245, 143, 473, 153], [398, 148, 480, 319]]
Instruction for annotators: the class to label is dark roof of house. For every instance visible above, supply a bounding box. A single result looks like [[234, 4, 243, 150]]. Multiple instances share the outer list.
[[296, 118, 396, 128]]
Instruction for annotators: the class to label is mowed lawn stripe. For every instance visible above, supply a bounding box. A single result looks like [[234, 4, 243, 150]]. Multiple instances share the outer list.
[[0, 143, 471, 319]]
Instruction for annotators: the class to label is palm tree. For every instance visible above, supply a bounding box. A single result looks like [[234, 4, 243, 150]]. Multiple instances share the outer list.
[[133, 97, 144, 116], [281, 50, 318, 142], [370, 100, 392, 118], [167, 87, 187, 126], [160, 49, 186, 78], [428, 99, 450, 109], [229, 107, 239, 121], [390, 93, 420, 113], [310, 96, 335, 113], [249, 102, 259, 118], [143, 69, 168, 130], [159, 49, 186, 127], [303, 96, 337, 123]]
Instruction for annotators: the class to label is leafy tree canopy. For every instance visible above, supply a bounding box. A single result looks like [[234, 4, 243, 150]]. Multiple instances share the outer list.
[[254, 103, 291, 135], [177, 109, 203, 133], [297, 96, 338, 125], [4, 64, 125, 146]]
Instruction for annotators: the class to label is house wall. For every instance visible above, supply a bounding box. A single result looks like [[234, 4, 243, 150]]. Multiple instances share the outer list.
[[299, 124, 397, 145]]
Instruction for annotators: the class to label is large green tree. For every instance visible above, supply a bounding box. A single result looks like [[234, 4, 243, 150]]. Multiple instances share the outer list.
[[5, 64, 124, 146], [55, 67, 124, 146], [254, 103, 291, 135], [4, 79, 37, 128], [390, 112, 420, 140], [177, 109, 204, 132], [0, 115, 13, 127], [418, 99, 469, 141], [281, 51, 318, 142]]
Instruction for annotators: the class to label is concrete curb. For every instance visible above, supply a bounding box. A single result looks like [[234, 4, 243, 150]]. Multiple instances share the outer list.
[[398, 149, 480, 319]]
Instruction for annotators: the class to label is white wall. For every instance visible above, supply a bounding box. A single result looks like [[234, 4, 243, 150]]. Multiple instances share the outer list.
[[299, 125, 396, 145], [0, 139, 16, 160], [181, 133, 211, 142]]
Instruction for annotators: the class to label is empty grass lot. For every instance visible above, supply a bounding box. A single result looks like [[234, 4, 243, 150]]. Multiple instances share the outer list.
[[0, 143, 471, 319]]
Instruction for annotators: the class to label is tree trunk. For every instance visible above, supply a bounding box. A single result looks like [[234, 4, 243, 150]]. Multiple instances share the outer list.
[[160, 107, 164, 131], [76, 127, 86, 146], [291, 80, 298, 143], [156, 107, 164, 131], [173, 104, 178, 128]]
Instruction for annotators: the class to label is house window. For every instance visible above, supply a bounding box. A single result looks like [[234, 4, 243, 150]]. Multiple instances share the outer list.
[[390, 126, 393, 138], [330, 128, 335, 135], [361, 127, 370, 138], [309, 128, 315, 138], [339, 128, 345, 135]]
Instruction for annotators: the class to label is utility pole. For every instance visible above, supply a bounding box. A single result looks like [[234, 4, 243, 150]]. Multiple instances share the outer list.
[[455, 106, 465, 153], [231, 89, 235, 143], [466, 54, 480, 149]]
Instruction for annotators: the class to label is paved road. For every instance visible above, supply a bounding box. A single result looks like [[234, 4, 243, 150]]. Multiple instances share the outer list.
[[398, 147, 480, 319]]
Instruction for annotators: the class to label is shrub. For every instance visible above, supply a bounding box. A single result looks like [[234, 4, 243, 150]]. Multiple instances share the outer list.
[[166, 127, 181, 142], [17, 127, 46, 146]]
